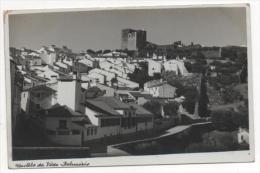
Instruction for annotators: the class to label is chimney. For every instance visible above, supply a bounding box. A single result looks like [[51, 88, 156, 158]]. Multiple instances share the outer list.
[[72, 71, 78, 80]]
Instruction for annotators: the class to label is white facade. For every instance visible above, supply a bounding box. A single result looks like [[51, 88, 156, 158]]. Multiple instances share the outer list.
[[147, 59, 162, 76], [78, 58, 95, 67], [163, 59, 189, 76], [117, 77, 139, 89], [89, 68, 116, 82], [44, 116, 87, 146], [38, 70, 59, 83], [144, 83, 176, 98], [20, 87, 57, 113], [94, 83, 116, 97], [27, 58, 42, 66], [87, 72, 106, 85], [57, 76, 85, 113], [38, 47, 57, 65], [237, 128, 249, 145]]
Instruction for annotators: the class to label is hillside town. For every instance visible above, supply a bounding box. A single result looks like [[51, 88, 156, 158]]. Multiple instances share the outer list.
[[10, 29, 249, 159]]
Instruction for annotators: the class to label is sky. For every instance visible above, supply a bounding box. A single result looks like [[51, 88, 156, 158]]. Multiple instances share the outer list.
[[9, 7, 247, 52]]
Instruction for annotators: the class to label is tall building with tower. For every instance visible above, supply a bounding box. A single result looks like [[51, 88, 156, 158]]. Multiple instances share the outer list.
[[121, 29, 147, 55]]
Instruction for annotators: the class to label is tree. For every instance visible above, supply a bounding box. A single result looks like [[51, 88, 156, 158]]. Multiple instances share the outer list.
[[221, 87, 241, 104], [184, 61, 192, 73], [211, 109, 236, 131], [211, 106, 249, 131], [197, 52, 206, 60], [198, 76, 209, 117], [85, 87, 105, 98], [164, 102, 180, 117], [128, 62, 155, 88], [240, 64, 247, 83], [143, 101, 162, 119], [176, 86, 198, 114]]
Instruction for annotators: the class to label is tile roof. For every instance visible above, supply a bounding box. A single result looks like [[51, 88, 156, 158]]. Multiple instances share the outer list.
[[144, 79, 164, 88], [24, 84, 56, 92], [38, 104, 85, 118], [85, 97, 134, 117], [93, 97, 131, 110], [129, 92, 153, 99], [86, 100, 121, 116], [72, 118, 92, 126], [128, 103, 153, 117]]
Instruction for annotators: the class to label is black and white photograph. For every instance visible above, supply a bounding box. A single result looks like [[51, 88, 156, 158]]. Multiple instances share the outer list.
[[4, 4, 254, 168]]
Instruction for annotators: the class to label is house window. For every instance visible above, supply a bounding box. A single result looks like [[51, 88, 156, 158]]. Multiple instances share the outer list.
[[94, 128, 97, 135], [36, 93, 41, 98], [87, 129, 90, 136], [36, 104, 40, 110], [59, 120, 67, 129], [90, 128, 93, 135]]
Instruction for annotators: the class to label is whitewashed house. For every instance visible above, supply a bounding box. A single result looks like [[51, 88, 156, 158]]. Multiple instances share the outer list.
[[38, 46, 57, 66], [85, 96, 154, 139], [10, 59, 24, 135], [87, 72, 107, 85], [163, 59, 189, 76], [144, 80, 176, 98], [36, 104, 93, 146], [26, 56, 42, 67], [56, 72, 86, 114], [89, 68, 115, 80], [99, 60, 129, 79], [54, 61, 70, 73], [94, 83, 116, 97], [237, 127, 249, 145], [128, 102, 153, 131], [21, 85, 57, 114], [116, 77, 139, 89], [147, 59, 162, 76], [38, 70, 59, 83], [63, 58, 73, 67], [78, 58, 97, 68], [30, 71, 153, 145]]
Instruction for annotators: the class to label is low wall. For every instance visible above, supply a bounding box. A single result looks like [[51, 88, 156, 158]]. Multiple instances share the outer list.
[[154, 118, 178, 131], [107, 146, 130, 156], [107, 122, 213, 156], [48, 134, 81, 146], [12, 147, 90, 160]]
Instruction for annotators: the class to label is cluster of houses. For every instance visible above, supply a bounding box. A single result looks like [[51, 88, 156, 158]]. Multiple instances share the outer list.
[[10, 44, 197, 146]]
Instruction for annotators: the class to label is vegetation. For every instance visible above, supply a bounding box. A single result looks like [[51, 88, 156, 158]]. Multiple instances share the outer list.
[[85, 87, 105, 98], [143, 100, 162, 119], [198, 76, 209, 117], [128, 62, 160, 88], [164, 101, 180, 117], [211, 107, 248, 131], [176, 86, 198, 114]]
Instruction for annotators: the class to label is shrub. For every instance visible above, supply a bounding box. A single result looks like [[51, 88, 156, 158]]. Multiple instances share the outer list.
[[143, 101, 162, 119], [211, 109, 237, 131], [211, 108, 249, 131]]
